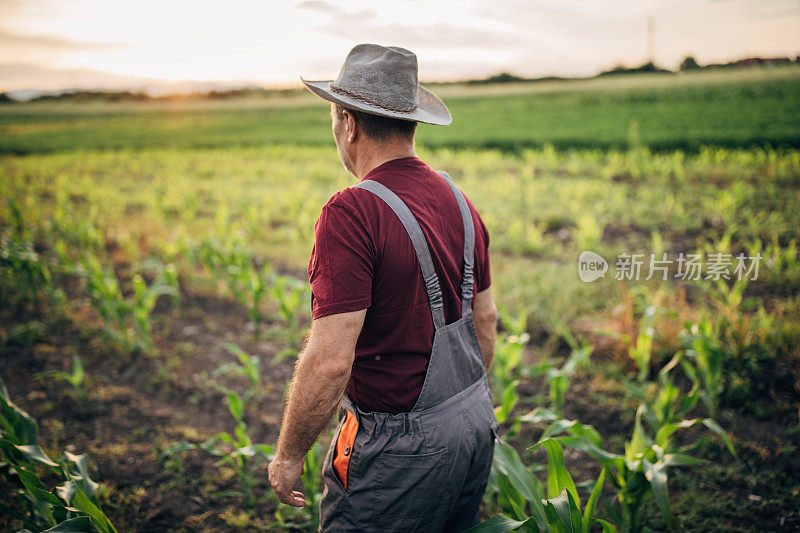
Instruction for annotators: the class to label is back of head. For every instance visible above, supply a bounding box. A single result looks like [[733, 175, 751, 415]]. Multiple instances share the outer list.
[[334, 104, 417, 143]]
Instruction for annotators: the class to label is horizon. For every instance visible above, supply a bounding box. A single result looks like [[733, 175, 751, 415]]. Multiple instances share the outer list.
[[2, 0, 799, 96]]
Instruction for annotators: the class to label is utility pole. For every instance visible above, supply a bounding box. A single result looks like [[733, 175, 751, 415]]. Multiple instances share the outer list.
[[647, 15, 655, 65]]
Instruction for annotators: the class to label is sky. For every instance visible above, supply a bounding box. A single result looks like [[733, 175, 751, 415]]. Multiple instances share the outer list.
[[1, 0, 799, 94]]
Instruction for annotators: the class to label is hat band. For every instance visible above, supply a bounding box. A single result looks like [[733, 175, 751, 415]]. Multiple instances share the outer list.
[[330, 83, 418, 113]]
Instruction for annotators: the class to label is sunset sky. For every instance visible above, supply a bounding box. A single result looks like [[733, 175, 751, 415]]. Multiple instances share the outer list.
[[1, 0, 799, 94]]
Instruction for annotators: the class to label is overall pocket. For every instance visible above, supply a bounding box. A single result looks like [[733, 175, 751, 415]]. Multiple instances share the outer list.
[[372, 447, 449, 520], [332, 410, 358, 490]]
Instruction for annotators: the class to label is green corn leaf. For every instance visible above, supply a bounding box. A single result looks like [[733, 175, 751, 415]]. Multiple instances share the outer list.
[[555, 436, 624, 470], [72, 357, 85, 386], [64, 451, 100, 499], [542, 499, 571, 533], [532, 438, 579, 506], [701, 418, 736, 457], [55, 480, 76, 504], [655, 419, 697, 448], [547, 490, 574, 532], [582, 467, 606, 531], [32, 486, 64, 507], [43, 516, 93, 532], [594, 517, 619, 533], [492, 442, 542, 502], [13, 463, 49, 494], [227, 391, 244, 421], [661, 452, 705, 467], [465, 513, 534, 533], [0, 440, 59, 467], [642, 457, 671, 530], [72, 484, 117, 533], [0, 395, 39, 444], [625, 408, 649, 461]]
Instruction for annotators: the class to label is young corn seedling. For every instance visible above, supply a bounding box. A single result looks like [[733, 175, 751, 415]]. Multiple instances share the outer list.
[[37, 356, 90, 404], [527, 325, 593, 416], [679, 317, 725, 418], [0, 378, 117, 533], [131, 261, 179, 351], [195, 237, 272, 335], [161, 346, 271, 508], [476, 438, 615, 532], [492, 308, 530, 425], [212, 343, 262, 405], [0, 235, 53, 313], [76, 256, 177, 354], [77, 255, 133, 351], [270, 275, 310, 362]]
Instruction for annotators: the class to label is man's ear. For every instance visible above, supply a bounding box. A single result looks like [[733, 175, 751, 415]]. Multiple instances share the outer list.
[[343, 110, 357, 143]]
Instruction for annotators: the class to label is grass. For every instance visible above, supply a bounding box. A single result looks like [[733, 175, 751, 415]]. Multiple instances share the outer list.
[[2, 66, 799, 155]]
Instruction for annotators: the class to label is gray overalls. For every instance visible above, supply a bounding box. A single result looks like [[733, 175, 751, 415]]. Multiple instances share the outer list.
[[319, 171, 499, 532]]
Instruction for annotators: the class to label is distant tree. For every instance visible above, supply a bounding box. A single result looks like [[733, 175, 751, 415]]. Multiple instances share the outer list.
[[0, 92, 16, 104], [680, 56, 702, 71], [466, 72, 527, 85]]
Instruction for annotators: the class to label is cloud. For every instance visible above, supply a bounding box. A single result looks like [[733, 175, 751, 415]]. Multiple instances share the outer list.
[[0, 28, 125, 52], [296, 0, 377, 24], [295, 0, 338, 14], [314, 21, 525, 50], [0, 62, 156, 92]]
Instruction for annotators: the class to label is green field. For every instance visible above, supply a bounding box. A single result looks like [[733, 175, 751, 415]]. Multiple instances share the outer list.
[[1, 67, 799, 531], [2, 66, 799, 154]]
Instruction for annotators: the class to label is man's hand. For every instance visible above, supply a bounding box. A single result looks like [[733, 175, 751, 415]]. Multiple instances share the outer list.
[[268, 454, 306, 507]]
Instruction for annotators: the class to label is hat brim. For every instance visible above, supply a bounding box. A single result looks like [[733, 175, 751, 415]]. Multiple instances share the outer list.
[[300, 77, 452, 126]]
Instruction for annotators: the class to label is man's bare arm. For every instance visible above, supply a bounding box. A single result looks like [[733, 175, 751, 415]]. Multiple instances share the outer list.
[[473, 287, 498, 370], [269, 308, 366, 506]]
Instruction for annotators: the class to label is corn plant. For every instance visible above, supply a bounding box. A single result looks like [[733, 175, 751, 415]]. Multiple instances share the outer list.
[[270, 275, 310, 361], [194, 237, 272, 335], [211, 343, 262, 405], [0, 378, 117, 533], [626, 304, 657, 383], [36, 356, 89, 404], [518, 351, 735, 532], [131, 260, 179, 349], [160, 347, 272, 508], [679, 317, 724, 418], [0, 235, 53, 313], [492, 308, 530, 424], [76, 255, 131, 349], [476, 439, 615, 532], [623, 352, 735, 458], [76, 256, 177, 354], [527, 326, 592, 416], [556, 359, 732, 531]]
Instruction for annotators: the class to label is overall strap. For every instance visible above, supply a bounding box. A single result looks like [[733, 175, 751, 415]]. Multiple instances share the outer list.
[[351, 180, 446, 330], [438, 171, 476, 317]]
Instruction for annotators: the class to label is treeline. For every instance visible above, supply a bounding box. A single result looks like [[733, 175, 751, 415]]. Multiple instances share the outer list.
[[2, 54, 798, 104], [465, 54, 800, 84], [0, 86, 303, 105]]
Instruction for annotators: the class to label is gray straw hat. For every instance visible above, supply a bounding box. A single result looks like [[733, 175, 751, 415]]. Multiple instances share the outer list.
[[301, 43, 452, 126]]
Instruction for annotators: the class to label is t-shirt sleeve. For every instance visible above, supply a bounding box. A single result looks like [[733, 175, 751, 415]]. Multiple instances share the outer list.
[[307, 198, 374, 320], [475, 211, 492, 293]]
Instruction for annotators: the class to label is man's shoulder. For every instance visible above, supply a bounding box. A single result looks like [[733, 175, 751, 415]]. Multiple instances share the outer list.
[[324, 185, 367, 216]]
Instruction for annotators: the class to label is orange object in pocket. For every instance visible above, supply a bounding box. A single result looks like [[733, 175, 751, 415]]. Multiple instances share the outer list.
[[333, 410, 358, 490]]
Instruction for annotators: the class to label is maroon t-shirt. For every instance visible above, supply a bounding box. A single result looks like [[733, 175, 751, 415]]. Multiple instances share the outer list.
[[307, 156, 491, 414]]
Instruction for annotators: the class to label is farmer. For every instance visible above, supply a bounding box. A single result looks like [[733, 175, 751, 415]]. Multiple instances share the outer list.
[[268, 43, 500, 532]]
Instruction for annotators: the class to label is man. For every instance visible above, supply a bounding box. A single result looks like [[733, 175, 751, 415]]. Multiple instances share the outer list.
[[268, 43, 500, 532]]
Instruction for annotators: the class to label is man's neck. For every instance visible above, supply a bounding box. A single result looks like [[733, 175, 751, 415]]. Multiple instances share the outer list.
[[353, 142, 417, 181]]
